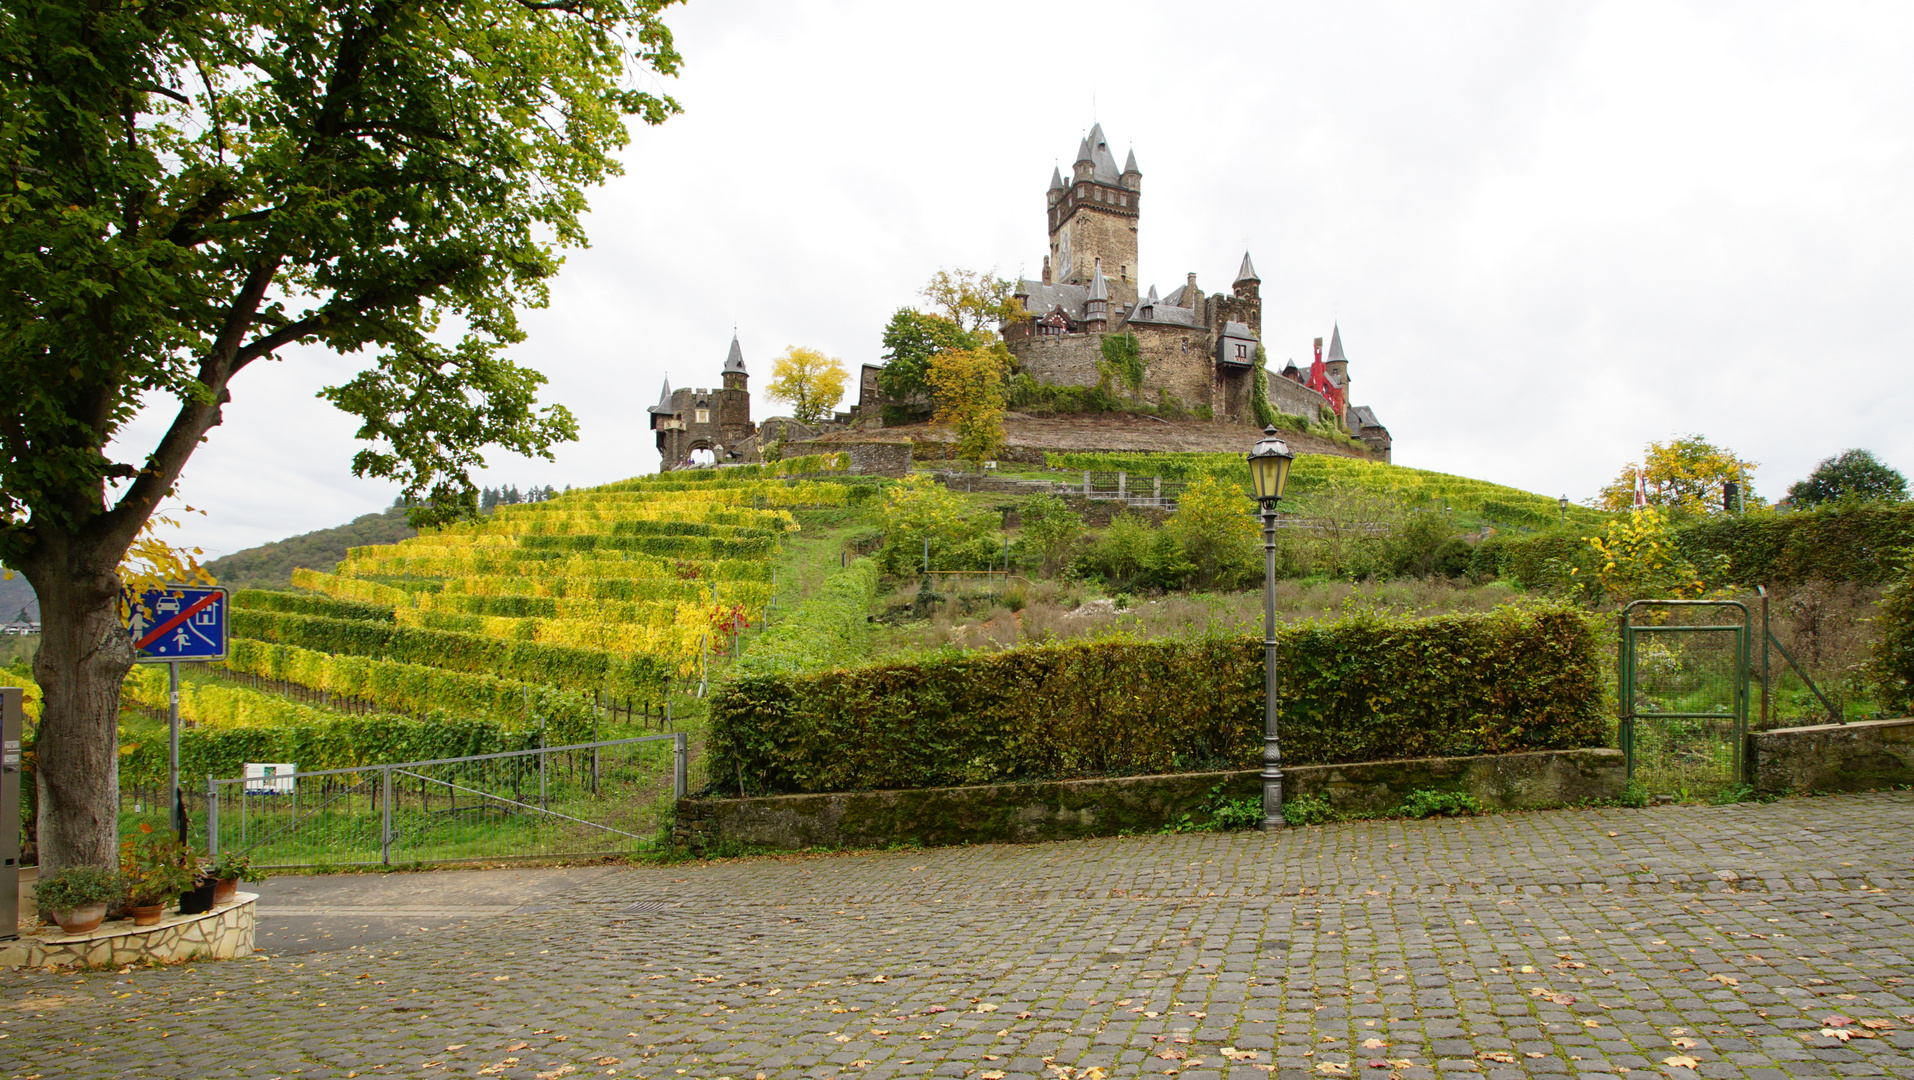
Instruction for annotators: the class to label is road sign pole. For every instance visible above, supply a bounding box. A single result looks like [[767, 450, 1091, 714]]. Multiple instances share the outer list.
[[169, 658, 185, 842], [168, 660, 185, 845]]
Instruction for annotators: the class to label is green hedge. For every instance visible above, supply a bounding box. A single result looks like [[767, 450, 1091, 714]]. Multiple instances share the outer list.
[[1484, 504, 1914, 590], [732, 558, 879, 677], [709, 602, 1605, 795], [232, 588, 394, 622], [1676, 504, 1914, 585], [121, 712, 527, 787], [231, 608, 669, 696], [1874, 557, 1914, 714], [513, 533, 776, 559]]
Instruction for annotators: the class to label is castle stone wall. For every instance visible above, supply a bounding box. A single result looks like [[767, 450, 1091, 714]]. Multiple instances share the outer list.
[[1013, 335, 1103, 389], [1264, 373, 1330, 422], [1130, 326, 1213, 412]]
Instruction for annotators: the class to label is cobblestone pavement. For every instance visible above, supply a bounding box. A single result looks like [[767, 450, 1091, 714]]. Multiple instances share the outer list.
[[6, 792, 1914, 1080]]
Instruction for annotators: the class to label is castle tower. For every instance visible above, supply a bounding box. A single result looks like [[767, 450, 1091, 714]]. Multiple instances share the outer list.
[[1324, 323, 1351, 426], [1047, 123, 1139, 307]]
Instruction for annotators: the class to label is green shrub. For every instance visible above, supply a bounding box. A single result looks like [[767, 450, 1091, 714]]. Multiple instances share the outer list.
[[1873, 551, 1914, 714], [1205, 795, 1264, 831], [1398, 789, 1481, 818], [1281, 793, 1342, 826], [708, 602, 1605, 795], [33, 865, 122, 911]]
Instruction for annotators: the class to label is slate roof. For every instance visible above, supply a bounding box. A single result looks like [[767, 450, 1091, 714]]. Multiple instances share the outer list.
[[1049, 166, 1065, 193], [1087, 263, 1109, 302], [1326, 323, 1347, 363], [1082, 123, 1123, 186], [1236, 252, 1259, 283], [1349, 405, 1386, 432], [723, 335, 746, 374], [1219, 320, 1256, 341], [648, 378, 673, 414], [1123, 148, 1140, 176], [1017, 279, 1091, 322], [1124, 285, 1197, 327]]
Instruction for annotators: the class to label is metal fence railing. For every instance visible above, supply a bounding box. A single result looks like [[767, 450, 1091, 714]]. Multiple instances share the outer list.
[[206, 734, 687, 869]]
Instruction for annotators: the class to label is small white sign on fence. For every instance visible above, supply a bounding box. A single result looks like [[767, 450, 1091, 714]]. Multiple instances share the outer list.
[[243, 762, 297, 794]]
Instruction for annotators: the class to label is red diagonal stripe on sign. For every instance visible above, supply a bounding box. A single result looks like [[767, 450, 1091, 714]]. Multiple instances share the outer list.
[[136, 591, 220, 650]]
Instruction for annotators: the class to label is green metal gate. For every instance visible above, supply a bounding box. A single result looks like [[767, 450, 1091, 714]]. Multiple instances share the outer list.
[[1619, 599, 1751, 800]]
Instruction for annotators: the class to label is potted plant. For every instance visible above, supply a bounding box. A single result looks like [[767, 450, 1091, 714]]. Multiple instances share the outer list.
[[32, 866, 123, 935], [205, 850, 262, 905], [120, 825, 197, 926]]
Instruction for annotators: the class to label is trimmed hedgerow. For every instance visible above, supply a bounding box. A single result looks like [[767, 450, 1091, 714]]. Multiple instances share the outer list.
[[230, 608, 669, 696], [1675, 503, 1914, 586], [1873, 552, 1914, 714], [708, 602, 1604, 795], [232, 588, 394, 623]]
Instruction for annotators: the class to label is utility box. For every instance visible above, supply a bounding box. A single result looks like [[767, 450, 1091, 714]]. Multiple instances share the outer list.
[[0, 686, 21, 941]]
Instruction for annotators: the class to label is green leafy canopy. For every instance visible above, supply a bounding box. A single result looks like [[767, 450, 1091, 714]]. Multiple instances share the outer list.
[[0, 0, 685, 570]]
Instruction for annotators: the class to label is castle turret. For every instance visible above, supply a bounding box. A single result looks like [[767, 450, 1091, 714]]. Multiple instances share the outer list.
[[1072, 135, 1094, 183], [1085, 261, 1110, 331], [721, 334, 747, 391], [1048, 166, 1066, 207], [1324, 322, 1351, 425], [1234, 252, 1260, 300], [1122, 148, 1141, 192]]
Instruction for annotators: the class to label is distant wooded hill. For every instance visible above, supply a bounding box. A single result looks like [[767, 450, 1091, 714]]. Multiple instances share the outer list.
[[0, 573, 36, 623], [205, 507, 417, 590]]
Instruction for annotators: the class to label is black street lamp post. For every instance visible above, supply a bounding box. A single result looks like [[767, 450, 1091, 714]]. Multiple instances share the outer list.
[[1246, 425, 1295, 832], [1558, 494, 1569, 524]]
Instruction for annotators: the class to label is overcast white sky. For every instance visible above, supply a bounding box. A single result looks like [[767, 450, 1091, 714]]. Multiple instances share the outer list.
[[117, 0, 1914, 559]]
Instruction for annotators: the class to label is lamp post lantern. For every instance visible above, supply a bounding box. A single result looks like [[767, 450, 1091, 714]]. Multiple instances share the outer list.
[[1246, 425, 1295, 832], [1558, 494, 1569, 524]]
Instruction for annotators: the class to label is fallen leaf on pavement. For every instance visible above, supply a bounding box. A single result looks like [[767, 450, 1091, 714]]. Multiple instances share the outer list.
[[1360, 1038, 1387, 1049], [533, 1067, 575, 1080], [1315, 1064, 1349, 1076], [1671, 1038, 1699, 1049], [1708, 974, 1739, 986], [1478, 1051, 1517, 1063], [977, 1003, 999, 1013], [1661, 1056, 1700, 1068], [1861, 1018, 1896, 1030], [980, 1073, 1006, 1080]]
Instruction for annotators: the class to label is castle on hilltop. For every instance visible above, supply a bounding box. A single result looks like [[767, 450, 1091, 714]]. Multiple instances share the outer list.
[[647, 335, 757, 468], [1003, 123, 1390, 459], [646, 123, 1393, 471]]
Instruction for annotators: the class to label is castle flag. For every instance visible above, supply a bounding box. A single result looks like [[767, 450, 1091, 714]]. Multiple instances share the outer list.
[[1633, 469, 1648, 509]]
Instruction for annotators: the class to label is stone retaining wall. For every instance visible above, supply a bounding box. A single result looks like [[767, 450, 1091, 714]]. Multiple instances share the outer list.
[[1, 893, 256, 969], [674, 748, 1624, 852], [1752, 716, 1914, 794]]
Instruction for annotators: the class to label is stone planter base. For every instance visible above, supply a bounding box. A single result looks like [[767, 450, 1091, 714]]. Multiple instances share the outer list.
[[0, 893, 256, 970]]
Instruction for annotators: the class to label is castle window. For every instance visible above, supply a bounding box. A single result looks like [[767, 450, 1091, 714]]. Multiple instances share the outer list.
[[1236, 343, 1248, 359], [696, 409, 710, 424]]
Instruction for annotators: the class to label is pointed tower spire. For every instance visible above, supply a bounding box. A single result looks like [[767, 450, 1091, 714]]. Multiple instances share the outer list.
[[1088, 261, 1109, 301], [1326, 323, 1346, 362], [1049, 166, 1065, 193], [1123, 148, 1139, 174], [650, 378, 673, 414], [723, 334, 746, 374], [1235, 252, 1259, 283]]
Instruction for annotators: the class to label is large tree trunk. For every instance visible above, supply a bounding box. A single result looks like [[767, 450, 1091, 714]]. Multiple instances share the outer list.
[[22, 534, 131, 874]]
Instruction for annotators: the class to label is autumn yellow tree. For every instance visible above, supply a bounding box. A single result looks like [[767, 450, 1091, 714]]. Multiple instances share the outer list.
[[1596, 435, 1761, 514], [921, 269, 1025, 334], [928, 345, 1008, 469], [765, 347, 850, 425]]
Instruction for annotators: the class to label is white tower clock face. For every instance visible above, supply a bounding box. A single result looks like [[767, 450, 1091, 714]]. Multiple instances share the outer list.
[[1058, 229, 1073, 279]]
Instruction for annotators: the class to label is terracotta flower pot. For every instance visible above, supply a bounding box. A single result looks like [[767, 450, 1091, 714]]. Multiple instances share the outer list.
[[212, 878, 238, 905], [126, 903, 165, 927], [51, 903, 108, 935]]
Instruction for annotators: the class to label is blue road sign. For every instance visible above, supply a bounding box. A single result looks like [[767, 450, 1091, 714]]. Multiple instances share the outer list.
[[125, 586, 228, 663]]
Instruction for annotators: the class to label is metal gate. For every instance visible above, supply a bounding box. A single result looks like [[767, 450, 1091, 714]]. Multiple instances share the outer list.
[[206, 734, 687, 869], [1619, 600, 1751, 800]]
